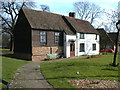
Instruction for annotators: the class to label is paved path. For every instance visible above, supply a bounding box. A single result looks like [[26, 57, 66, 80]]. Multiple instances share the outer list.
[[9, 62, 53, 88], [9, 56, 82, 89]]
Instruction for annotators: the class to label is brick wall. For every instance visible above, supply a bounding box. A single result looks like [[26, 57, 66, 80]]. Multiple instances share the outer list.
[[32, 46, 63, 61], [32, 55, 47, 62]]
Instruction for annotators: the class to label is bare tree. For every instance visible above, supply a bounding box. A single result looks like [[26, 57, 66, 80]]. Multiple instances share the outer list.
[[2, 32, 10, 48], [74, 1, 104, 24], [40, 5, 50, 12], [104, 10, 118, 32], [1, 2, 36, 51]]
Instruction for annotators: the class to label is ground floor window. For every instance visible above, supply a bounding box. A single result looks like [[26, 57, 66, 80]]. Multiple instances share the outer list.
[[93, 44, 96, 51], [55, 32, 59, 45], [40, 32, 47, 45], [80, 43, 85, 52]]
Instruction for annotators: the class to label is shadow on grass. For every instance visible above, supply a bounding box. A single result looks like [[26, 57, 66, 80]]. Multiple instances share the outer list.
[[2, 54, 31, 61], [101, 68, 118, 71]]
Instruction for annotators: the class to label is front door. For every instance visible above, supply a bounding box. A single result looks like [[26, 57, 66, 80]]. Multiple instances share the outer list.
[[70, 42, 75, 56]]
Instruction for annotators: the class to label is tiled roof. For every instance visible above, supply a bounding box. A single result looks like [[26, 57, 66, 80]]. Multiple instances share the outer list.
[[108, 32, 120, 44], [96, 28, 114, 45], [21, 8, 98, 35], [64, 16, 99, 34]]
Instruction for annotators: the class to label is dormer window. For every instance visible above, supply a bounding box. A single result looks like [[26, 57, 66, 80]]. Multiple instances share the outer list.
[[80, 33, 84, 39]]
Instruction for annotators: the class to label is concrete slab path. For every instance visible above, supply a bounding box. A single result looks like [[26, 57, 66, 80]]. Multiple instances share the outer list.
[[9, 62, 53, 89]]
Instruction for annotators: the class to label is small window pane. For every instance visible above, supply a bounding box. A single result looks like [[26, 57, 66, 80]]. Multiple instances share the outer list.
[[80, 33, 84, 39], [95, 35, 97, 40], [93, 44, 96, 51], [70, 44, 72, 51], [80, 43, 85, 52], [40, 32, 46, 45], [55, 32, 59, 45]]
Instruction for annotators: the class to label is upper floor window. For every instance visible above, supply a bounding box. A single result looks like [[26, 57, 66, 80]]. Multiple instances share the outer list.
[[55, 32, 59, 45], [95, 34, 97, 40], [93, 44, 96, 51], [80, 43, 85, 52], [80, 33, 84, 39], [40, 32, 46, 45]]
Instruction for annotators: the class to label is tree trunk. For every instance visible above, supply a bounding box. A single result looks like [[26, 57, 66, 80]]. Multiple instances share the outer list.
[[112, 30, 119, 66], [10, 35, 14, 52], [112, 21, 120, 67], [103, 44, 107, 55]]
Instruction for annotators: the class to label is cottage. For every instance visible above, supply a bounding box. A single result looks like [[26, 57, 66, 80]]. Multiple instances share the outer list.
[[14, 8, 99, 61], [108, 32, 120, 52], [97, 28, 120, 52], [96, 28, 112, 49]]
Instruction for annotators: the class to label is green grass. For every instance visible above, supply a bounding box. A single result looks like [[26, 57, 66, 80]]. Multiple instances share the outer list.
[[1, 49, 30, 88], [41, 54, 119, 88], [0, 49, 9, 51]]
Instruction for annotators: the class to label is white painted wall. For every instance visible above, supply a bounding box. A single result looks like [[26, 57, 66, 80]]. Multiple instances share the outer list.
[[65, 32, 99, 58], [78, 33, 99, 56]]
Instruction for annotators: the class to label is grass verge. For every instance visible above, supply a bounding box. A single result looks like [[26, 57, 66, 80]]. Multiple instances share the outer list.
[[41, 54, 119, 88], [1, 49, 30, 88]]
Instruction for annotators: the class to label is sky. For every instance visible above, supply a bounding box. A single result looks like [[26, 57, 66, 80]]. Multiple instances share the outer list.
[[34, 0, 119, 16]]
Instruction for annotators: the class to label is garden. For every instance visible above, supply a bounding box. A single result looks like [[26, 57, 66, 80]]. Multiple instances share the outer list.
[[1, 49, 30, 88], [40, 54, 119, 88]]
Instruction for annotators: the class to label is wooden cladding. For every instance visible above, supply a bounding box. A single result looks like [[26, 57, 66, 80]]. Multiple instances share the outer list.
[[32, 30, 63, 47], [14, 9, 32, 54]]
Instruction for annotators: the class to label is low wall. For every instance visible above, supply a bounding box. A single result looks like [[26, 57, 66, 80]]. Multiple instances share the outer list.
[[32, 46, 63, 61]]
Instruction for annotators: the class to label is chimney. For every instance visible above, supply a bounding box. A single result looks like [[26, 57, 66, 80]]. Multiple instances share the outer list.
[[69, 12, 75, 17]]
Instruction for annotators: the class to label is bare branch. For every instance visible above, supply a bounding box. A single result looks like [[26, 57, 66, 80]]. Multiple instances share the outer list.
[[40, 5, 50, 12], [103, 9, 117, 32], [74, 1, 103, 25], [1, 15, 12, 29], [1, 2, 37, 35]]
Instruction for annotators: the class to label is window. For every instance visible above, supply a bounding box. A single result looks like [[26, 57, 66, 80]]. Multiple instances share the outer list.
[[55, 32, 59, 45], [95, 34, 97, 40], [80, 43, 85, 52], [80, 33, 84, 39], [93, 44, 96, 51], [40, 32, 46, 45]]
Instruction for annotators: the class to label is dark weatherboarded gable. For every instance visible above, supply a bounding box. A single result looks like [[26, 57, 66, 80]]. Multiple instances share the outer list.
[[14, 8, 32, 57]]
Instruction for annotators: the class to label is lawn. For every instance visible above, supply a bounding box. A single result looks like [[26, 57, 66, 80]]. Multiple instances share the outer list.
[[1, 49, 30, 88], [40, 54, 119, 88]]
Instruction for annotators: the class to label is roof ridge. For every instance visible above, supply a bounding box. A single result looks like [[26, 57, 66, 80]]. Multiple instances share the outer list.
[[108, 32, 117, 34], [22, 7, 63, 17], [62, 16, 76, 34], [64, 15, 89, 23], [22, 7, 89, 23]]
